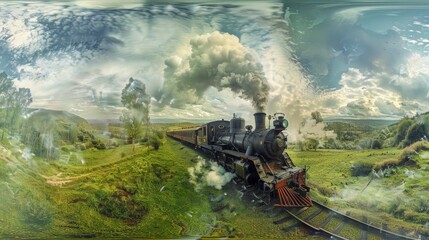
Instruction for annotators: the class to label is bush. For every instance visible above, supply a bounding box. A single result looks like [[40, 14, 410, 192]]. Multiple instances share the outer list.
[[398, 141, 429, 165], [304, 138, 319, 151], [310, 182, 336, 197], [395, 118, 414, 145], [406, 123, 426, 144], [374, 141, 429, 170], [89, 187, 148, 225], [60, 145, 76, 152], [373, 158, 398, 171], [350, 162, 373, 176], [324, 138, 344, 149], [20, 200, 52, 228], [371, 139, 382, 149], [148, 134, 163, 150], [154, 130, 165, 139]]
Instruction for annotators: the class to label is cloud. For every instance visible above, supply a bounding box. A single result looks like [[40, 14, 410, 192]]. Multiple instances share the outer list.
[[339, 99, 376, 117], [290, 11, 410, 89], [323, 64, 429, 119], [159, 31, 270, 111], [1, 1, 429, 123]]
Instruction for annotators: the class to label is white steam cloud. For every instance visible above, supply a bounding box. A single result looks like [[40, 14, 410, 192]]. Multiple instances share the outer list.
[[188, 156, 235, 191], [159, 31, 270, 111], [297, 118, 337, 143]]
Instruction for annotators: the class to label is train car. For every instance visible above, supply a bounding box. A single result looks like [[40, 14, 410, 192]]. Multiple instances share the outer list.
[[167, 112, 311, 208], [166, 127, 199, 145]]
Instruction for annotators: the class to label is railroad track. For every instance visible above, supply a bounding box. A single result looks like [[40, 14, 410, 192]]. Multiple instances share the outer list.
[[274, 200, 420, 240], [234, 179, 424, 240]]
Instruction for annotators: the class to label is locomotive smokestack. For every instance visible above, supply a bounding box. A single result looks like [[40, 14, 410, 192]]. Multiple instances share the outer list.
[[254, 112, 267, 131]]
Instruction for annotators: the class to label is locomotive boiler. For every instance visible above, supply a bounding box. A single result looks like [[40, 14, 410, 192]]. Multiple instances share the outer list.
[[167, 112, 311, 208]]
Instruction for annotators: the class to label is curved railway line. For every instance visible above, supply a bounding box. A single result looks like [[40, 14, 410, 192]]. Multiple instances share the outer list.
[[236, 179, 425, 240], [278, 200, 419, 240]]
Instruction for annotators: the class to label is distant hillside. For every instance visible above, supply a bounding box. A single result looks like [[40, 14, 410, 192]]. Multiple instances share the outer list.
[[325, 118, 399, 128], [20, 109, 105, 159], [25, 108, 88, 124]]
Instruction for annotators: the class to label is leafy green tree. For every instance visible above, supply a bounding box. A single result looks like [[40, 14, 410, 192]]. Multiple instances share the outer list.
[[120, 110, 143, 145], [120, 78, 151, 150], [311, 111, 323, 123], [0, 73, 32, 139], [304, 138, 319, 151]]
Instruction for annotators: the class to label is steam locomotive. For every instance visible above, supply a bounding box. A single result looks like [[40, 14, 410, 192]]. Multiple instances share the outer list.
[[166, 112, 311, 207]]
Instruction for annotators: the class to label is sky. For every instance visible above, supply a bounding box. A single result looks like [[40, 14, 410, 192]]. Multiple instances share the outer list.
[[1, 1, 429, 126]]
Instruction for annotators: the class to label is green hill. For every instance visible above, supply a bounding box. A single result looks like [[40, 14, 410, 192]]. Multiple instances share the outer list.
[[19, 109, 106, 159]]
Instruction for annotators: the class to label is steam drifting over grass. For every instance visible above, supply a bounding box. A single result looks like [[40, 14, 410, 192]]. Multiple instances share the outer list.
[[188, 156, 235, 191]]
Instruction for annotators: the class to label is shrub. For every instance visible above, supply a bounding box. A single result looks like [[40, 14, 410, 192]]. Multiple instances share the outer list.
[[20, 200, 52, 228], [310, 182, 336, 197], [371, 139, 382, 149], [304, 138, 319, 151], [60, 145, 76, 152], [406, 123, 426, 144], [374, 141, 429, 170], [395, 118, 414, 145], [154, 130, 165, 139], [148, 134, 162, 150], [350, 162, 373, 176], [373, 158, 398, 171], [89, 187, 148, 225]]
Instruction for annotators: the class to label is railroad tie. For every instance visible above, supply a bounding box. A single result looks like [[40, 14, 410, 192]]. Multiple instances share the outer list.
[[332, 211, 351, 235], [359, 216, 368, 240], [319, 211, 335, 228], [304, 207, 323, 222], [273, 215, 293, 225]]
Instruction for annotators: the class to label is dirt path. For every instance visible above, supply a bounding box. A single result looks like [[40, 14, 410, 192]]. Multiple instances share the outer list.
[[40, 172, 91, 187]]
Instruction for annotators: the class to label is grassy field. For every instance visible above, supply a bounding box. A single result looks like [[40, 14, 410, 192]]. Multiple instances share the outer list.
[[290, 147, 429, 235], [1, 120, 429, 238], [0, 133, 317, 239], [0, 135, 223, 238]]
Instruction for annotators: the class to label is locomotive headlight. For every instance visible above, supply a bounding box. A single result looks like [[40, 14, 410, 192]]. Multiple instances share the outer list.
[[282, 119, 288, 128], [273, 117, 289, 130]]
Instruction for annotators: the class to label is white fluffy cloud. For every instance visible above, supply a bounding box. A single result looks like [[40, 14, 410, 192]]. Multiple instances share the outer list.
[[1, 1, 429, 124]]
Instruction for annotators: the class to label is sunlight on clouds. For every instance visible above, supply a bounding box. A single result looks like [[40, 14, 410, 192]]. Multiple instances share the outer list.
[[1, 1, 429, 122]]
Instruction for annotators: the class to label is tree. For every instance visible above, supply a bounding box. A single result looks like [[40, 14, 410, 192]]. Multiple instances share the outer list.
[[395, 118, 414, 145], [120, 78, 151, 150], [9, 88, 32, 130], [304, 138, 319, 151], [371, 139, 382, 149], [311, 111, 323, 124], [0, 72, 15, 129], [119, 110, 143, 145], [406, 123, 426, 145], [0, 73, 32, 139]]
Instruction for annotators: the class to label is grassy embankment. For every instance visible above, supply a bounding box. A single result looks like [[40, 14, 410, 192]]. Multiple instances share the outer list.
[[0, 133, 221, 238], [290, 145, 429, 235], [1, 131, 312, 239]]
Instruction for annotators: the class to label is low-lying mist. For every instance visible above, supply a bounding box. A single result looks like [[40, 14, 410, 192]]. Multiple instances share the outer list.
[[188, 156, 235, 191]]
